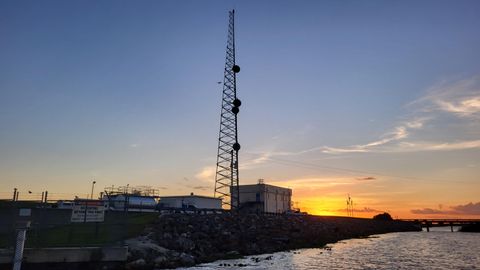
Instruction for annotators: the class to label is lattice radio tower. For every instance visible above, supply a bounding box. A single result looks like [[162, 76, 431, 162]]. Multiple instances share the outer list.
[[214, 10, 242, 210]]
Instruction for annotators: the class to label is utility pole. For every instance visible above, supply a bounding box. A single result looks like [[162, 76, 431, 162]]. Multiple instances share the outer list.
[[90, 180, 96, 200], [346, 194, 353, 217], [214, 9, 242, 210]]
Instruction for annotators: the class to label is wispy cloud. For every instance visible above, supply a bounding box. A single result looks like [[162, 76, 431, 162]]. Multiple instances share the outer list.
[[396, 140, 480, 152], [410, 208, 446, 215], [411, 202, 480, 215], [321, 118, 427, 154], [436, 98, 480, 116], [413, 76, 480, 118], [356, 176, 376, 181], [451, 202, 480, 215], [191, 186, 211, 191], [194, 166, 216, 182], [240, 152, 273, 170]]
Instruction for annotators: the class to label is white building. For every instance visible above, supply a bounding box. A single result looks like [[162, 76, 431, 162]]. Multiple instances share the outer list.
[[56, 200, 74, 209], [159, 193, 222, 210], [232, 183, 292, 214]]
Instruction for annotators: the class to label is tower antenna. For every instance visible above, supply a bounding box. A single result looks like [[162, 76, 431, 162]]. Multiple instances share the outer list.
[[214, 10, 242, 210]]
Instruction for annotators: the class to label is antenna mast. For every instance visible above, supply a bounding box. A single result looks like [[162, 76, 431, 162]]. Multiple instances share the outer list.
[[214, 10, 242, 210]]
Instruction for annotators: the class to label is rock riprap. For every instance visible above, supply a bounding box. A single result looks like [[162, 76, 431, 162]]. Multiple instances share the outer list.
[[126, 213, 420, 269]]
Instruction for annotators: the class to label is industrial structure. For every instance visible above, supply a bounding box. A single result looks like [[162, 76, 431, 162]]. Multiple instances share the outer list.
[[231, 180, 292, 214], [103, 185, 159, 212], [214, 9, 242, 210], [102, 186, 222, 212]]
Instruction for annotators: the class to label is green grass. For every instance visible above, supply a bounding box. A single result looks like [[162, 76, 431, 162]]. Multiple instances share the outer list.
[[0, 212, 158, 248]]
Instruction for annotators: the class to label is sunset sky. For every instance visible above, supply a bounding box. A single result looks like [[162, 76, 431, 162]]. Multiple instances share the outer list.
[[1, 0, 479, 218]]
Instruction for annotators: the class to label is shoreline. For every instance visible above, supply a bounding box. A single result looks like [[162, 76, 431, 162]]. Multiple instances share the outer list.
[[125, 213, 421, 269]]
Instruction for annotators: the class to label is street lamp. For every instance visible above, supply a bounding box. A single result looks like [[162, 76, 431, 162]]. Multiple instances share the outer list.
[[90, 180, 96, 200]]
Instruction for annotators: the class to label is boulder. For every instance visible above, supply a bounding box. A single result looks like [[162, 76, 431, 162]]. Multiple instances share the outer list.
[[176, 236, 195, 251], [153, 255, 168, 267], [179, 253, 196, 266], [126, 258, 146, 270]]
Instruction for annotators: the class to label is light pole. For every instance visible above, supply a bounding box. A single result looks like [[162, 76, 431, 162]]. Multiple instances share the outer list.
[[90, 180, 96, 200]]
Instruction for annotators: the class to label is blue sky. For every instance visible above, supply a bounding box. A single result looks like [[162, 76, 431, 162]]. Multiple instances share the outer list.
[[1, 0, 479, 217]]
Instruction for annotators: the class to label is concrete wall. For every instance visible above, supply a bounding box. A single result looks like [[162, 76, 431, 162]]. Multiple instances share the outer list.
[[0, 247, 127, 264]]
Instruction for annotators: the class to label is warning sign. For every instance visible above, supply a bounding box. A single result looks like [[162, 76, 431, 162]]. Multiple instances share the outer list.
[[70, 200, 105, 223]]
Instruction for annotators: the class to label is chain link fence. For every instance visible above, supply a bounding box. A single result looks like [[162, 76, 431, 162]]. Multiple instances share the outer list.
[[0, 202, 158, 249]]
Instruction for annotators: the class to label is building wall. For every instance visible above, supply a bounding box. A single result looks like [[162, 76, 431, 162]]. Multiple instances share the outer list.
[[232, 185, 263, 204], [233, 184, 292, 214], [159, 197, 183, 208], [263, 185, 291, 214]]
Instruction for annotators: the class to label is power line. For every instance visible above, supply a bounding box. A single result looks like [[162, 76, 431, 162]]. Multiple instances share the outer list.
[[243, 152, 457, 183]]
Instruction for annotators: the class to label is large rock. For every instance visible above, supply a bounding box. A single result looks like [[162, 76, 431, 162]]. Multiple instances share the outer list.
[[126, 258, 146, 270], [179, 253, 195, 266], [153, 255, 168, 268], [176, 236, 195, 251], [126, 236, 169, 258]]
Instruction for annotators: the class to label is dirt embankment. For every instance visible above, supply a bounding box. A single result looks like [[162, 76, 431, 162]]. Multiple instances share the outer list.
[[126, 213, 420, 269]]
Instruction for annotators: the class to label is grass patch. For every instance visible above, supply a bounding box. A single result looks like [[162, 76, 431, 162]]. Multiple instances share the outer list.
[[0, 212, 158, 248]]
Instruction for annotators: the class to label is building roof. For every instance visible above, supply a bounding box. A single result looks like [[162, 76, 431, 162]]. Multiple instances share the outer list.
[[159, 195, 222, 200], [236, 183, 292, 191]]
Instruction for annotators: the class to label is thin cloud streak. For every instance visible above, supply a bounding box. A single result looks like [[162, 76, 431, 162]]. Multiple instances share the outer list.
[[321, 117, 427, 154], [397, 140, 480, 152], [327, 139, 480, 154], [356, 176, 376, 181]]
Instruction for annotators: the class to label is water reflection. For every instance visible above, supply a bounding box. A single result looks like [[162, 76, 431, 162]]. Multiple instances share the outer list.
[[180, 230, 480, 270]]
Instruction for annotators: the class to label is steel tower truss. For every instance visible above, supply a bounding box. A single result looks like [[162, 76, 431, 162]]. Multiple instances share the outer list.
[[214, 10, 241, 209]]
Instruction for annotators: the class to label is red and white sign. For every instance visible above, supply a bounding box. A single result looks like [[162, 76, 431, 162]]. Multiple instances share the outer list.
[[70, 200, 105, 223]]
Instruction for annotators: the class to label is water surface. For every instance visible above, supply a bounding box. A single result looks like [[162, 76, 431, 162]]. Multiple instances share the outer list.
[[181, 227, 480, 270]]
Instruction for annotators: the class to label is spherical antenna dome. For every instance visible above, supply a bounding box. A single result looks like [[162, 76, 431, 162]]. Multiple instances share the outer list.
[[232, 107, 239, 114], [232, 65, 240, 73], [233, 142, 241, 151], [233, 98, 242, 107]]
